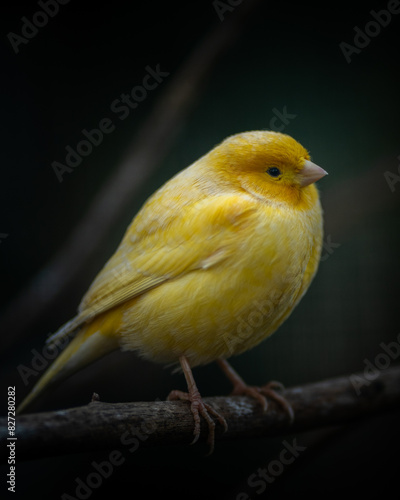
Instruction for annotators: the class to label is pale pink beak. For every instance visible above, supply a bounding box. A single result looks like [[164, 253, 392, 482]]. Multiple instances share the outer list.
[[300, 160, 328, 187]]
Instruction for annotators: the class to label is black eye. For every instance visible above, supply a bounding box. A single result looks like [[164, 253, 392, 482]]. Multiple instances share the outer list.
[[267, 167, 281, 177]]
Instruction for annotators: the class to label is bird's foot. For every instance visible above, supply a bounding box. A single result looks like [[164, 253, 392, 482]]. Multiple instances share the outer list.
[[217, 359, 294, 424], [168, 387, 227, 454], [231, 380, 294, 423], [168, 356, 227, 455]]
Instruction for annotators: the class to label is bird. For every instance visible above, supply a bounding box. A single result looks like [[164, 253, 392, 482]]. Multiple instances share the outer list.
[[17, 130, 327, 453]]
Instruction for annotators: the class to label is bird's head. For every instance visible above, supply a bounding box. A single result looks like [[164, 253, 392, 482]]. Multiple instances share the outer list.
[[209, 131, 327, 207]]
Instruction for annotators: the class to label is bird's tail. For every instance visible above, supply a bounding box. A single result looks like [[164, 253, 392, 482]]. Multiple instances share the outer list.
[[16, 315, 120, 414]]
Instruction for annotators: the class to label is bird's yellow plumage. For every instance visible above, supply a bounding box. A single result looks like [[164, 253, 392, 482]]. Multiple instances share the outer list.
[[17, 131, 327, 449]]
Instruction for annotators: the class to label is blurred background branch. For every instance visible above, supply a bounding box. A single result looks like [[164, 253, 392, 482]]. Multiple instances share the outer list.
[[0, 0, 262, 350]]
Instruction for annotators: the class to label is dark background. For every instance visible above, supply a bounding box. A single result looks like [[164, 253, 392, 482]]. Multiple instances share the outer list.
[[1, 0, 399, 498]]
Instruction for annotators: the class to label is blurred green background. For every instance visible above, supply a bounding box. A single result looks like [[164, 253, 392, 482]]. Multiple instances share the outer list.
[[1, 0, 399, 498]]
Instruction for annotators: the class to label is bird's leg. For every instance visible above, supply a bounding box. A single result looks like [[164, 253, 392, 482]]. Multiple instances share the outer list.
[[167, 355, 227, 454], [217, 359, 294, 423]]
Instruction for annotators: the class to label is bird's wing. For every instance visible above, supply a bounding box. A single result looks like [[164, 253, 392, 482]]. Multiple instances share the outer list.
[[47, 194, 257, 345], [81, 193, 257, 311]]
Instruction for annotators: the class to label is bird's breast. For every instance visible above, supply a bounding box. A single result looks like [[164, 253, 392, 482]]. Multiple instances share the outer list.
[[119, 200, 322, 367]]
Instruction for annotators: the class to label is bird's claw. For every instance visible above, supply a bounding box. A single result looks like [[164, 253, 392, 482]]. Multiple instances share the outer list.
[[168, 388, 227, 455], [231, 380, 294, 424]]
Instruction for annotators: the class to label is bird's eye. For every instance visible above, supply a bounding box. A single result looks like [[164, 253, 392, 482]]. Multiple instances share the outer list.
[[266, 167, 281, 178]]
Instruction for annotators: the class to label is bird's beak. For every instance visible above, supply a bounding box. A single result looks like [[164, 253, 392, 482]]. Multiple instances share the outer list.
[[300, 160, 328, 187]]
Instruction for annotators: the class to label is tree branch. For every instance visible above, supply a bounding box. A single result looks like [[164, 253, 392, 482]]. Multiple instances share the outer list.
[[3, 366, 399, 462]]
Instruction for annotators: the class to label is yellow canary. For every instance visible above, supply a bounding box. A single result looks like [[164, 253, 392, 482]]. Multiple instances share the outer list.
[[17, 131, 327, 452]]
